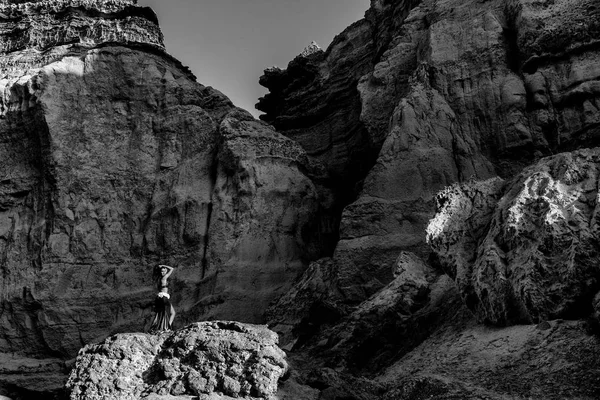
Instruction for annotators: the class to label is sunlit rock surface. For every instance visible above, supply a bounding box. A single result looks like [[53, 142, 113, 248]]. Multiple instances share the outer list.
[[66, 321, 287, 400], [428, 149, 600, 325]]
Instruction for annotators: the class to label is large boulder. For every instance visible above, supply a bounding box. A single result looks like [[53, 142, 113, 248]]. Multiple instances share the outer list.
[[66, 321, 288, 400], [428, 148, 600, 325]]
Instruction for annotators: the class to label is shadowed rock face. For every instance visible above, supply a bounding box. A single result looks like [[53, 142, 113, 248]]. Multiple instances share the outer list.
[[0, 2, 323, 396], [271, 241, 600, 400], [257, 0, 424, 259], [263, 0, 600, 322], [263, 3, 600, 398]]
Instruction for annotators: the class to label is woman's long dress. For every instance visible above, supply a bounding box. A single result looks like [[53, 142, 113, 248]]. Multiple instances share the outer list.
[[149, 294, 172, 332]]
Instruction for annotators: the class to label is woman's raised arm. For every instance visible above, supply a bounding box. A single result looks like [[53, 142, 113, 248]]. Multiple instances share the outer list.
[[159, 264, 174, 279]]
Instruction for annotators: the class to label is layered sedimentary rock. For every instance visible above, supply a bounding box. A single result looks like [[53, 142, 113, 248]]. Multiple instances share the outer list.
[[0, 1, 322, 397], [0, 0, 163, 54], [428, 149, 600, 325], [66, 321, 287, 400]]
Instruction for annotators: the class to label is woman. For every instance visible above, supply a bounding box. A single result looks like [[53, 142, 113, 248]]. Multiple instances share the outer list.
[[149, 264, 176, 332]]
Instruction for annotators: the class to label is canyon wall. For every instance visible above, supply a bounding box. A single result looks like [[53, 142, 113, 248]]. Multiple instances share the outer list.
[[0, 0, 599, 398], [262, 1, 600, 398], [0, 1, 323, 397], [262, 0, 600, 318]]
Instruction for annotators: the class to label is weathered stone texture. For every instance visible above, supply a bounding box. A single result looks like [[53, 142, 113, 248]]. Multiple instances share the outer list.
[[264, 0, 600, 398], [264, 0, 600, 322], [203, 110, 321, 322], [428, 149, 600, 325], [0, 0, 163, 69], [0, 43, 319, 364], [66, 321, 287, 400], [1, 0, 600, 398], [0, 3, 322, 397]]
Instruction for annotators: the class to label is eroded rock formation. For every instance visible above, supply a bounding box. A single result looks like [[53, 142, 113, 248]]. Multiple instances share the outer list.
[[428, 149, 600, 325], [262, 0, 600, 328], [0, 1, 322, 397], [66, 321, 287, 400], [261, 1, 600, 398], [1, 0, 600, 398]]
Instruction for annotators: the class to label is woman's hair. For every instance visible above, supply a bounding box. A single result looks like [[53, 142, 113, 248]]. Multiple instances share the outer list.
[[152, 265, 163, 283]]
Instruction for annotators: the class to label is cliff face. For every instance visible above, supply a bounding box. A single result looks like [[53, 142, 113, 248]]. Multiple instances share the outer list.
[[261, 1, 600, 398], [2, 0, 600, 398], [0, 1, 322, 397], [261, 0, 600, 315]]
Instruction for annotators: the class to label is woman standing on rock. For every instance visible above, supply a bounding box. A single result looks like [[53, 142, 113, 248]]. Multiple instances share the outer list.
[[149, 264, 176, 332]]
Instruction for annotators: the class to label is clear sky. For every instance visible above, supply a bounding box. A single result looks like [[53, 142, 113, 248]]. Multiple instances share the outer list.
[[137, 0, 368, 117]]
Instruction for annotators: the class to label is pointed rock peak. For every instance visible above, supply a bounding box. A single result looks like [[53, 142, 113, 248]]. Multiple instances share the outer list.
[[299, 40, 323, 57]]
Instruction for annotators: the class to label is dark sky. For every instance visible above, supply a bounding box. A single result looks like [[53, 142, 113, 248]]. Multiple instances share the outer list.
[[137, 0, 368, 117]]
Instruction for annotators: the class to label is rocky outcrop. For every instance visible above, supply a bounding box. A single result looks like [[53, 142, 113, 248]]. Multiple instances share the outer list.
[[267, 251, 463, 386], [260, 1, 600, 398], [257, 0, 424, 257], [262, 0, 600, 325], [0, 1, 323, 397], [257, 21, 374, 185], [204, 110, 321, 322], [0, 0, 162, 49], [66, 321, 288, 400], [428, 148, 600, 325], [272, 148, 600, 397]]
